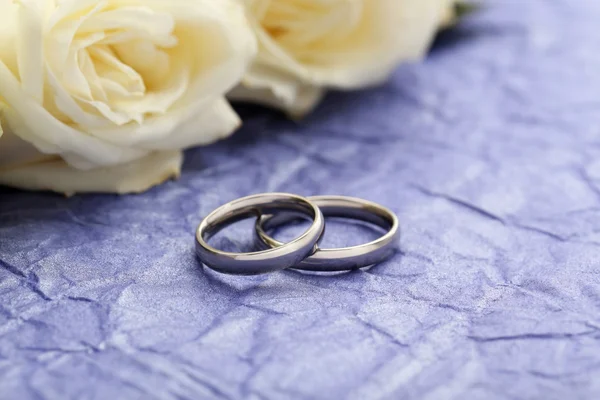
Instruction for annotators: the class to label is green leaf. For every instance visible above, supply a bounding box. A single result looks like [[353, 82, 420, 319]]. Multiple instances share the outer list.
[[440, 1, 480, 29], [455, 1, 480, 19]]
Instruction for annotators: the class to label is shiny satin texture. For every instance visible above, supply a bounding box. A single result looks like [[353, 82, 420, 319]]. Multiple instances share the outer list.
[[1, 1, 600, 398]]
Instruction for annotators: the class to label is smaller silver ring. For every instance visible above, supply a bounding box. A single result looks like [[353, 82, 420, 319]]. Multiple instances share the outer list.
[[195, 193, 324, 275], [255, 196, 400, 272]]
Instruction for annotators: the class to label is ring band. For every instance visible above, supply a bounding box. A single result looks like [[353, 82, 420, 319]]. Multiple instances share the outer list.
[[255, 196, 400, 271], [195, 193, 324, 275]]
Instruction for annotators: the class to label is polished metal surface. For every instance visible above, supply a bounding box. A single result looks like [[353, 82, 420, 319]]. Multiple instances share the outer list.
[[255, 195, 400, 271], [196, 193, 324, 275]]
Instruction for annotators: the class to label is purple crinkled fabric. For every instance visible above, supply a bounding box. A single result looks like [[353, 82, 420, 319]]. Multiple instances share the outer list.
[[1, 1, 600, 398]]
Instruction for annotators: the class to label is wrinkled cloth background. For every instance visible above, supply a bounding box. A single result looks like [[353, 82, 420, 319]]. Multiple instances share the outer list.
[[2, 1, 600, 399]]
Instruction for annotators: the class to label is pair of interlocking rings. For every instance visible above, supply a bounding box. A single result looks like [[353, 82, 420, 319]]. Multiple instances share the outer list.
[[195, 193, 400, 275]]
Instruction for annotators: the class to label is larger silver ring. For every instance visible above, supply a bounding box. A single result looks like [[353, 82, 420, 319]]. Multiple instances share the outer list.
[[195, 193, 324, 275], [255, 196, 400, 272]]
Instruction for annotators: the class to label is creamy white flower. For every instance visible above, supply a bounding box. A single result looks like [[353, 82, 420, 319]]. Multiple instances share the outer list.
[[231, 0, 452, 116], [0, 0, 256, 173]]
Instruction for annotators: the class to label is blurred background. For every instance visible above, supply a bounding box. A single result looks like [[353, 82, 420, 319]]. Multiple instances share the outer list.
[[2, 1, 600, 399]]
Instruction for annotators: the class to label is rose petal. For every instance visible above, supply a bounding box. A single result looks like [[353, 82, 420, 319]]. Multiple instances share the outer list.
[[45, 66, 118, 128], [0, 146, 183, 195], [103, 51, 190, 118], [138, 97, 242, 149], [229, 65, 324, 118], [45, 0, 106, 79], [0, 2, 18, 76], [78, 6, 178, 48], [86, 97, 240, 149], [16, 0, 46, 102]]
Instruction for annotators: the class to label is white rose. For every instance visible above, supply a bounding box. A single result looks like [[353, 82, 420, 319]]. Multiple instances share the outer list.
[[0, 0, 256, 193], [230, 0, 452, 116]]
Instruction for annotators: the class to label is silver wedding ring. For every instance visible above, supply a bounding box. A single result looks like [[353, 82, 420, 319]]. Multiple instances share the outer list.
[[195, 193, 400, 275], [256, 196, 400, 272], [195, 193, 324, 275]]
